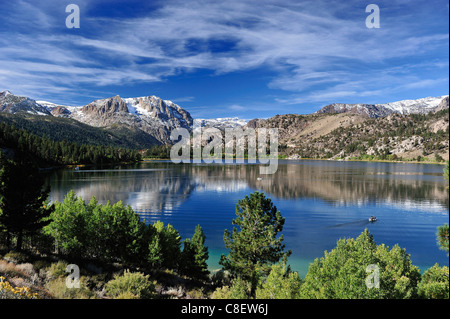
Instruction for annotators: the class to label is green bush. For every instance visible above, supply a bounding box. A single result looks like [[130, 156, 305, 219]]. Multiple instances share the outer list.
[[299, 229, 421, 299], [105, 270, 156, 299], [48, 261, 69, 278], [255, 263, 302, 299], [3, 251, 29, 264], [417, 264, 449, 299], [44, 191, 151, 265], [212, 277, 252, 299], [46, 276, 95, 299]]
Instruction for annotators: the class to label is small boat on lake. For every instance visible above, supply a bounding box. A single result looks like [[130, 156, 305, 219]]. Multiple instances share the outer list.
[[369, 216, 377, 222]]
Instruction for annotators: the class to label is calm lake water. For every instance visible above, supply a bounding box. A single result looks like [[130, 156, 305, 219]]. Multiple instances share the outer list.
[[43, 160, 449, 277]]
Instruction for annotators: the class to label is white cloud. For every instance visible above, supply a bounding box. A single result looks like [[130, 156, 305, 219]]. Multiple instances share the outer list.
[[0, 0, 448, 105], [228, 104, 246, 111]]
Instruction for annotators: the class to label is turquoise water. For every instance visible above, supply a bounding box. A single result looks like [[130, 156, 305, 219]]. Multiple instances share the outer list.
[[44, 160, 449, 278]]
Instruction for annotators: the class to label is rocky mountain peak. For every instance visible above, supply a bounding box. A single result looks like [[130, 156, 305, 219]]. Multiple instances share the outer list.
[[316, 95, 448, 118], [81, 95, 129, 116], [124, 96, 193, 128], [0, 91, 51, 115]]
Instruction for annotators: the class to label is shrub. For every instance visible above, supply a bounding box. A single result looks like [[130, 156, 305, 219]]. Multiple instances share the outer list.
[[32, 260, 51, 272], [212, 277, 252, 299], [0, 276, 39, 299], [0, 260, 27, 278], [105, 270, 156, 299], [48, 261, 69, 279], [417, 264, 449, 299], [186, 288, 207, 299], [3, 251, 29, 264], [46, 276, 95, 299], [255, 263, 302, 299], [299, 229, 421, 299]]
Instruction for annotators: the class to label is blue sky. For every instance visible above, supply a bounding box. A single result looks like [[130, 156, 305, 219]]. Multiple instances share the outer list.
[[0, 0, 448, 119]]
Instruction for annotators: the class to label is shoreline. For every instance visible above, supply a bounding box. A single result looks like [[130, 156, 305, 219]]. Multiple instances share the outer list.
[[141, 157, 447, 166]]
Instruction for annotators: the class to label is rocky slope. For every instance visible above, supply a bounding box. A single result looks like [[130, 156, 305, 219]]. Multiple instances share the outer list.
[[1, 91, 51, 115], [250, 109, 449, 161], [1, 91, 448, 160], [316, 95, 448, 118], [193, 117, 248, 130], [43, 95, 193, 145], [2, 92, 194, 145]]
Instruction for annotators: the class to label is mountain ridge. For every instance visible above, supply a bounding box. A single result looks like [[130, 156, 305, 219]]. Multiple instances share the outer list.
[[315, 95, 449, 118], [1, 90, 449, 161]]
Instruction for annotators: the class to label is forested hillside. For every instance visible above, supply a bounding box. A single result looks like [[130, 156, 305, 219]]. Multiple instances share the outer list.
[[0, 112, 159, 150], [0, 121, 141, 167]]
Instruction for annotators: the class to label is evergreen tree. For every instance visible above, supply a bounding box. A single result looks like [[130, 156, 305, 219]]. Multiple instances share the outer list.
[[436, 224, 449, 255], [0, 151, 53, 251], [220, 191, 291, 297], [180, 224, 209, 281], [150, 221, 181, 270]]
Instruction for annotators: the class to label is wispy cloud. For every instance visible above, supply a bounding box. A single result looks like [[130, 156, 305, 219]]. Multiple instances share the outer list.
[[0, 0, 448, 110]]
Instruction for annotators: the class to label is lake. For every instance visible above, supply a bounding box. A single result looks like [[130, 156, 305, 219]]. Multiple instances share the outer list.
[[43, 159, 449, 277]]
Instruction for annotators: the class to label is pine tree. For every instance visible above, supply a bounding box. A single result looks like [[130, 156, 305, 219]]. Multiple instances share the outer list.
[[220, 191, 291, 297], [0, 151, 53, 251], [180, 224, 209, 281]]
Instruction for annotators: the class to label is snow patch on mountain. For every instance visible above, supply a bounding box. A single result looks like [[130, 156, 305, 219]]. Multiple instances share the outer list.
[[193, 117, 249, 129], [382, 96, 448, 114], [316, 95, 449, 118]]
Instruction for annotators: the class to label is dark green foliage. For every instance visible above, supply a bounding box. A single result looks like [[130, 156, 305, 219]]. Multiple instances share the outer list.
[[0, 151, 54, 251], [0, 120, 141, 167], [417, 264, 449, 299], [144, 145, 172, 159], [220, 192, 291, 297], [149, 221, 182, 270], [43, 192, 195, 274], [299, 229, 421, 299], [0, 112, 159, 149], [43, 191, 149, 264], [180, 224, 210, 282], [436, 224, 449, 255]]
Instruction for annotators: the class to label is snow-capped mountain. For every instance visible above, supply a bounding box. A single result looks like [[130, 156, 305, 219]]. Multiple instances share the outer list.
[[2, 90, 448, 149], [316, 95, 449, 118], [123, 96, 193, 129], [382, 96, 448, 114], [2, 91, 193, 145], [1, 90, 51, 115], [36, 100, 79, 117], [54, 95, 193, 144], [193, 117, 248, 130]]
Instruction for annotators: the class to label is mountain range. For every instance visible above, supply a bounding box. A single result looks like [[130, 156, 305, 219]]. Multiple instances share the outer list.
[[1, 90, 449, 161], [315, 95, 449, 118]]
